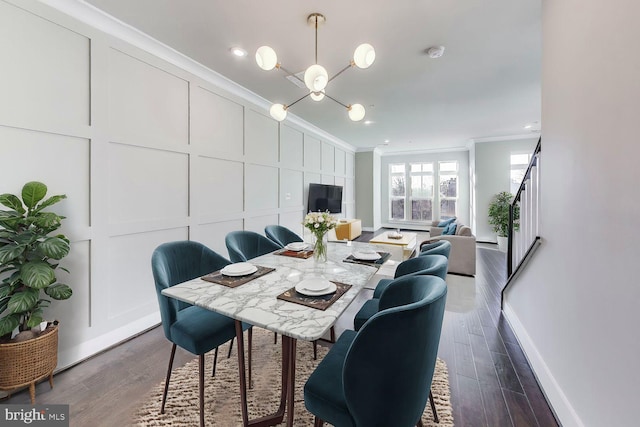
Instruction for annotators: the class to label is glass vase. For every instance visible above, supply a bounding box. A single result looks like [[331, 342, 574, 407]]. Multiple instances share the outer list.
[[313, 232, 328, 263]]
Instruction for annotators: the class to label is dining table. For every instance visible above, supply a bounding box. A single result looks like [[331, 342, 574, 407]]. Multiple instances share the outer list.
[[161, 241, 385, 426]]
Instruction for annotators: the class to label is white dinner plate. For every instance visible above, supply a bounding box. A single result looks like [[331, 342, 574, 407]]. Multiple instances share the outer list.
[[352, 251, 381, 261], [295, 281, 337, 296], [221, 263, 257, 276], [285, 242, 308, 251]]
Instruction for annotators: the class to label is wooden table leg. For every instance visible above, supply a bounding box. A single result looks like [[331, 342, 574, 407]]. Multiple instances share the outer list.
[[235, 322, 294, 427]]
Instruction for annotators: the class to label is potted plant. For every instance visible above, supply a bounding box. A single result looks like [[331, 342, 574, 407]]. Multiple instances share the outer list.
[[488, 191, 519, 252], [0, 181, 72, 403]]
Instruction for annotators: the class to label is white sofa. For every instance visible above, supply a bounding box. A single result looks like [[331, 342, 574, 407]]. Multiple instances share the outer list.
[[423, 220, 476, 276]]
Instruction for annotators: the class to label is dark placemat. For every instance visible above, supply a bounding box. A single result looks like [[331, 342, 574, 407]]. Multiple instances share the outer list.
[[274, 248, 314, 259], [343, 251, 391, 268], [277, 281, 352, 311], [201, 266, 275, 288]]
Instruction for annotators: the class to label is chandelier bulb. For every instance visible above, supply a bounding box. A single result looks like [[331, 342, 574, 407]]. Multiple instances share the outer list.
[[256, 46, 278, 71], [348, 104, 366, 121], [304, 64, 329, 92], [310, 90, 325, 102], [270, 103, 287, 122], [353, 44, 376, 69]]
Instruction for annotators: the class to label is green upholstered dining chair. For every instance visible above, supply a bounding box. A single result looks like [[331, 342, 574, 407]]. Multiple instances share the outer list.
[[419, 239, 452, 258], [304, 275, 448, 427], [264, 224, 304, 248], [353, 254, 448, 331], [225, 230, 282, 263], [151, 241, 252, 427]]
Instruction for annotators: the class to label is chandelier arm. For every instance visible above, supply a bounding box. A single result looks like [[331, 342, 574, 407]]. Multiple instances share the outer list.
[[314, 15, 318, 64], [288, 92, 312, 109], [324, 93, 349, 109], [327, 64, 353, 84]]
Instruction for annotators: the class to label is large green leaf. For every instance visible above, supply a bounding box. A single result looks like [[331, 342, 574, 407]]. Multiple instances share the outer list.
[[7, 288, 39, 314], [39, 236, 70, 260], [22, 182, 47, 209], [0, 243, 25, 264], [0, 296, 9, 314], [20, 261, 55, 289], [45, 284, 72, 300], [0, 313, 20, 337], [0, 211, 21, 231], [0, 284, 11, 299], [31, 212, 62, 231], [26, 311, 43, 328], [33, 194, 66, 214], [0, 194, 25, 214]]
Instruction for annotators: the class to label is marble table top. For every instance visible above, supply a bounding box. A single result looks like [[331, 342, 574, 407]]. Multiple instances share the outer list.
[[162, 242, 380, 341]]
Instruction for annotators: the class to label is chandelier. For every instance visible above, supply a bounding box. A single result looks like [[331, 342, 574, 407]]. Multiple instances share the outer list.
[[255, 13, 375, 122]]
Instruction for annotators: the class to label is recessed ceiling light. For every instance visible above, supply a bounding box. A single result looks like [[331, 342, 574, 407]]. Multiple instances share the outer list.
[[230, 47, 247, 57], [383, 139, 390, 145], [364, 120, 375, 125], [524, 124, 532, 129], [426, 46, 445, 58]]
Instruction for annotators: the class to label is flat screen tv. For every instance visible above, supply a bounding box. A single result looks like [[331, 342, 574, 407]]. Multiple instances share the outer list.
[[308, 183, 343, 213]]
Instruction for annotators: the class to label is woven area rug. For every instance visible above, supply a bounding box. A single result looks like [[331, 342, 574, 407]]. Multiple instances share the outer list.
[[133, 328, 453, 426]]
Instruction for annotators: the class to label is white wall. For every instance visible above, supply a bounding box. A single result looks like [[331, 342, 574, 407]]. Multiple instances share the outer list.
[[380, 150, 470, 229], [504, 1, 640, 426], [0, 0, 355, 369], [474, 137, 538, 242]]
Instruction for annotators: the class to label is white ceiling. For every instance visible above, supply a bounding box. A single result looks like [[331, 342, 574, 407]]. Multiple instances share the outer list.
[[84, 0, 541, 153]]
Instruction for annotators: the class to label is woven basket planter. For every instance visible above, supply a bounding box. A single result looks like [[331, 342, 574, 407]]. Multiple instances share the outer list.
[[0, 324, 58, 403]]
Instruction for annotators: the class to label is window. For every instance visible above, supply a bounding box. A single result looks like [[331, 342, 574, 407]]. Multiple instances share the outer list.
[[510, 153, 531, 194], [438, 161, 458, 219], [389, 164, 406, 220], [409, 163, 434, 221]]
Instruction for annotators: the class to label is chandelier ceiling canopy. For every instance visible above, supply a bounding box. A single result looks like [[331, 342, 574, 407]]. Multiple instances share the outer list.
[[256, 13, 375, 122]]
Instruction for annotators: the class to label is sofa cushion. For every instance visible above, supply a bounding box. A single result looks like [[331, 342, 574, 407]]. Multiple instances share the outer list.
[[457, 225, 472, 236], [437, 217, 456, 227]]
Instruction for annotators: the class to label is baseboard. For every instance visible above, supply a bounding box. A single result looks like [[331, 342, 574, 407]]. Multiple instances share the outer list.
[[56, 312, 161, 371], [502, 303, 584, 427]]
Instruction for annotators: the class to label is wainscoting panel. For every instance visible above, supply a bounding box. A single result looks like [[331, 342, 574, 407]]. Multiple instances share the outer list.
[[107, 143, 189, 224], [346, 152, 355, 177], [245, 214, 279, 235], [335, 148, 346, 176], [0, 1, 90, 132], [0, 126, 90, 237], [245, 109, 278, 164], [280, 211, 305, 237], [322, 142, 335, 173], [107, 227, 188, 320], [280, 169, 304, 209], [245, 164, 278, 211], [304, 136, 322, 171], [280, 125, 304, 169], [107, 48, 189, 147], [195, 219, 244, 258], [322, 175, 335, 185], [191, 86, 244, 158], [195, 156, 244, 216]]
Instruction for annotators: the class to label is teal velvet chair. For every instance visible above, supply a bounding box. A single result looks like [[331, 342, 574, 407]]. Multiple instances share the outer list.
[[353, 255, 448, 331], [151, 241, 252, 427], [225, 230, 282, 263], [419, 239, 451, 258], [304, 275, 448, 427], [264, 224, 304, 248]]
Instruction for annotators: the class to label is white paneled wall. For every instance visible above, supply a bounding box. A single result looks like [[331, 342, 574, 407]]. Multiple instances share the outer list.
[[0, 0, 356, 369]]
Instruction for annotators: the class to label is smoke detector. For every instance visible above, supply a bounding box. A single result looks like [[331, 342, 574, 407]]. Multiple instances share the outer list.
[[426, 46, 445, 58]]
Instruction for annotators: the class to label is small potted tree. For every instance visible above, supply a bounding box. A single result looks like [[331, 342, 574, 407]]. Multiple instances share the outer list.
[[488, 191, 519, 252], [0, 181, 72, 403]]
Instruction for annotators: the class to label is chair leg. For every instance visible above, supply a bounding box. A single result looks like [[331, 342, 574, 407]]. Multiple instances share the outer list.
[[199, 354, 205, 427], [429, 389, 439, 423], [161, 343, 177, 414], [274, 331, 277, 344], [227, 337, 234, 358], [313, 340, 318, 360], [247, 327, 253, 390], [314, 416, 324, 427], [211, 346, 219, 377]]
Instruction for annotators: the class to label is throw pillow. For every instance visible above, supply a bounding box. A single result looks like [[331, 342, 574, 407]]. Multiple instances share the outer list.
[[444, 223, 457, 235], [437, 217, 456, 227]]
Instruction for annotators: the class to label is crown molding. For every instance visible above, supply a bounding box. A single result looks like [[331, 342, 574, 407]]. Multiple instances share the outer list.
[[470, 133, 541, 144], [377, 145, 469, 156], [38, 0, 356, 153]]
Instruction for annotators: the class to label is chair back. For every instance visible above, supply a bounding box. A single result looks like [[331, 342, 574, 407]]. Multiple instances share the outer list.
[[420, 239, 452, 258], [264, 225, 303, 248], [225, 230, 282, 263], [393, 254, 449, 280], [343, 275, 447, 427], [151, 241, 231, 341]]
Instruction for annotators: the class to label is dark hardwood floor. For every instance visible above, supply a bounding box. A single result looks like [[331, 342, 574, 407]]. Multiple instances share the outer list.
[[2, 234, 558, 427]]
